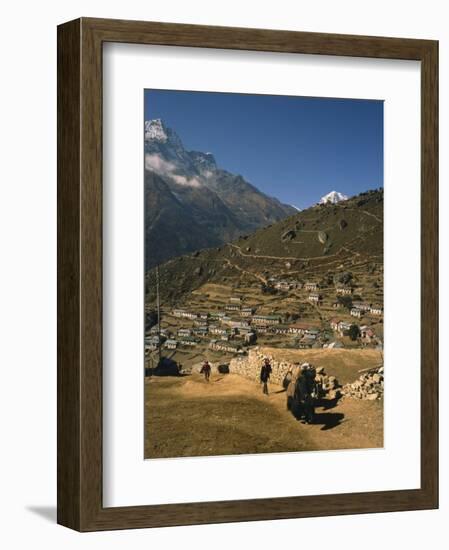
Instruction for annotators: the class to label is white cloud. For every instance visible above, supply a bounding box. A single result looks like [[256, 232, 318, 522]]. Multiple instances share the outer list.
[[145, 153, 176, 174], [145, 153, 202, 187]]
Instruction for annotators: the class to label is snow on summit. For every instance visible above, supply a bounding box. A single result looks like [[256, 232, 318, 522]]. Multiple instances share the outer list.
[[145, 119, 168, 142], [319, 191, 349, 204]]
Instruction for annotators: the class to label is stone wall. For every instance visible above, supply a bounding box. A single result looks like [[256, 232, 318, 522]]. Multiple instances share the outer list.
[[229, 347, 292, 385], [229, 347, 384, 401]]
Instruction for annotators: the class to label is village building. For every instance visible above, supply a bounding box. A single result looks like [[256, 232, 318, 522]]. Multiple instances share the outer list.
[[164, 339, 178, 350], [209, 340, 242, 354], [336, 286, 353, 295], [308, 293, 323, 304], [271, 324, 291, 335], [350, 307, 363, 318], [209, 326, 228, 336], [274, 280, 293, 291], [370, 305, 383, 315], [210, 311, 226, 319], [288, 322, 306, 335], [288, 322, 321, 336], [148, 326, 168, 336], [219, 315, 232, 325], [178, 336, 197, 347], [298, 333, 317, 348], [199, 312, 209, 320], [251, 314, 282, 326], [172, 309, 198, 320], [185, 311, 199, 320], [228, 319, 251, 329], [225, 303, 241, 312], [145, 335, 162, 352], [352, 301, 371, 311], [145, 335, 161, 345], [172, 308, 185, 318], [337, 321, 352, 335], [304, 282, 319, 291], [244, 332, 257, 345], [177, 328, 192, 337], [230, 296, 243, 304], [240, 307, 255, 317], [236, 326, 253, 336], [329, 318, 342, 331], [192, 326, 208, 337], [360, 325, 376, 341], [145, 344, 157, 352]]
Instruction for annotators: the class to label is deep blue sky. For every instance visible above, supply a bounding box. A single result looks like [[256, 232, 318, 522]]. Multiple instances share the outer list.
[[144, 89, 383, 209]]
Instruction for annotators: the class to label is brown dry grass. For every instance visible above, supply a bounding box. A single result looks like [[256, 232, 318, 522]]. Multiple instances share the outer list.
[[145, 371, 383, 459]]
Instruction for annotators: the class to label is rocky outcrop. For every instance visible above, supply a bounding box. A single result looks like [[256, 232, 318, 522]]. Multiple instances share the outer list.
[[341, 367, 384, 400]]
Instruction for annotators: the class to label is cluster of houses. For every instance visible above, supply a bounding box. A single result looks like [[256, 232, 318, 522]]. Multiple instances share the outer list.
[[146, 282, 382, 354], [350, 302, 383, 319], [272, 279, 303, 291], [268, 321, 322, 348], [265, 279, 384, 327], [329, 317, 378, 342], [269, 277, 327, 306]]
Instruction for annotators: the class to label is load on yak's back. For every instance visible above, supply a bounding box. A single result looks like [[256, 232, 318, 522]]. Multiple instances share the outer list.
[[283, 363, 323, 424]]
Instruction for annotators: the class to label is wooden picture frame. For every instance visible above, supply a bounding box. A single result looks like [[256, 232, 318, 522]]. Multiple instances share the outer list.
[[57, 17, 438, 531]]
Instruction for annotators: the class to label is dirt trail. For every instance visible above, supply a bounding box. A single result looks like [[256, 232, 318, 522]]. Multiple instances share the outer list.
[[145, 372, 383, 459], [221, 257, 267, 283], [229, 242, 346, 262]]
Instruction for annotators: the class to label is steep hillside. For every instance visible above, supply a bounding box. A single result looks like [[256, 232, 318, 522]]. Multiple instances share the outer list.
[[146, 188, 383, 306], [144, 171, 218, 268]]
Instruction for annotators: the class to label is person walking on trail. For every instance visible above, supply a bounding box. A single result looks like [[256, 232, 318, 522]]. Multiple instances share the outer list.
[[260, 357, 272, 395], [296, 363, 316, 424], [200, 360, 211, 382]]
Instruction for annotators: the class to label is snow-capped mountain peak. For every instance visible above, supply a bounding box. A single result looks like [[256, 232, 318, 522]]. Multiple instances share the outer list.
[[145, 118, 168, 141], [145, 118, 184, 148], [319, 190, 349, 204]]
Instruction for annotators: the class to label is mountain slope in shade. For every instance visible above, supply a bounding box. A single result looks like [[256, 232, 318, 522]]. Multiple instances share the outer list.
[[144, 119, 296, 269], [144, 171, 219, 269], [319, 190, 349, 204], [146, 188, 383, 306]]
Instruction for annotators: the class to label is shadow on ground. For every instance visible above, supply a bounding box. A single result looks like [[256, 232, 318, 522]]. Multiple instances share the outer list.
[[289, 399, 345, 430], [314, 411, 345, 431]]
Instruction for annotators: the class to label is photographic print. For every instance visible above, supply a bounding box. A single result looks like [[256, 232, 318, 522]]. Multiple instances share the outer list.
[[144, 90, 384, 459]]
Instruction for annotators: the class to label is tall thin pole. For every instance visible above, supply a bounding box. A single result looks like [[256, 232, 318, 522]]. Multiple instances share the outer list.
[[156, 265, 161, 364]]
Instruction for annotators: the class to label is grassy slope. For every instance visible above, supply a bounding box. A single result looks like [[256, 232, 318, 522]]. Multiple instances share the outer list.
[[146, 189, 383, 306]]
